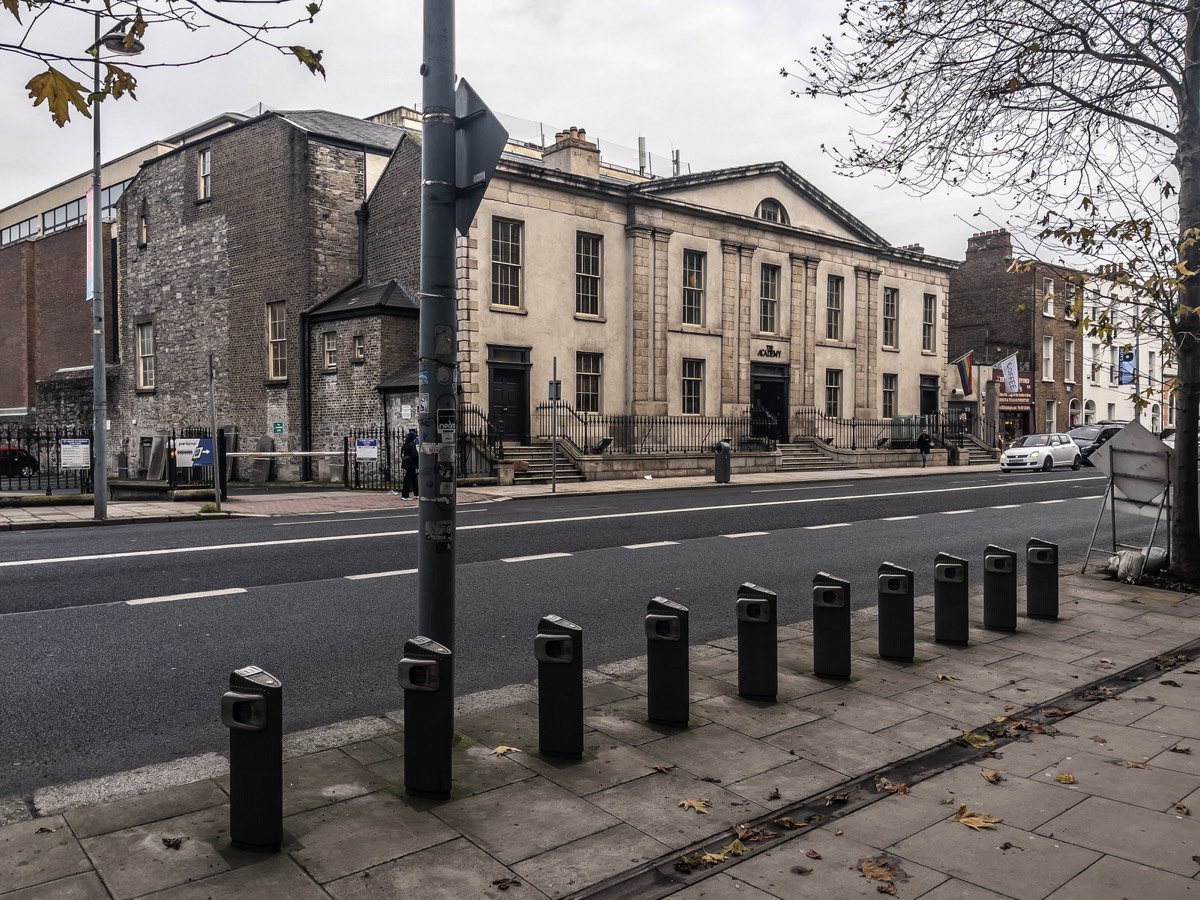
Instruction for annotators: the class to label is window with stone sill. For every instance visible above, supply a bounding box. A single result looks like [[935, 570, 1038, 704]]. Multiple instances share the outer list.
[[322, 333, 337, 371], [266, 302, 287, 381], [135, 322, 155, 391], [352, 334, 366, 363]]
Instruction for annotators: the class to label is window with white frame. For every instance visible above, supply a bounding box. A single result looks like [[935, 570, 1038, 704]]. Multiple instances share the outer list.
[[1107, 403, 1117, 420], [575, 232, 602, 317], [922, 294, 936, 352], [754, 198, 789, 224], [266, 302, 287, 381], [1149, 350, 1157, 390], [1042, 336, 1054, 381], [197, 148, 212, 201], [323, 332, 337, 371], [352, 334, 365, 363], [1110, 346, 1119, 383], [1064, 340, 1075, 382], [759, 264, 780, 334], [1064, 281, 1077, 318], [491, 218, 523, 307], [1152, 404, 1161, 433], [1044, 400, 1056, 432], [825, 369, 843, 417], [1090, 342, 1101, 382], [681, 358, 704, 414], [576, 352, 602, 412], [826, 275, 843, 340], [1042, 276, 1054, 316], [882, 287, 899, 348], [683, 250, 705, 326], [135, 322, 155, 390], [882, 373, 897, 419]]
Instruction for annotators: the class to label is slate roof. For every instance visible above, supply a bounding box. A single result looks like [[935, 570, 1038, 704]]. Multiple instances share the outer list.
[[274, 109, 406, 153], [377, 362, 420, 392], [308, 278, 419, 318]]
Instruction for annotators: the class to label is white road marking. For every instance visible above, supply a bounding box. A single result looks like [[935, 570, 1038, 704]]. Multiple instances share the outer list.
[[126, 588, 246, 606], [1036, 499, 1065, 504], [624, 541, 679, 549], [883, 515, 918, 521], [345, 568, 418, 580], [501, 552, 573, 563], [806, 523, 850, 530], [942, 509, 973, 515], [991, 504, 1020, 509], [723, 531, 770, 538]]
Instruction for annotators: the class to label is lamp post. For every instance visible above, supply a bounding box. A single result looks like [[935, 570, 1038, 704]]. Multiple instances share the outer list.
[[89, 14, 142, 519]]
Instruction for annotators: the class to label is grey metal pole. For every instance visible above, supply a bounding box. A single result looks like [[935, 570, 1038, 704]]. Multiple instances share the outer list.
[[417, 0, 458, 651], [551, 356, 558, 494], [91, 11, 108, 520], [208, 353, 221, 511]]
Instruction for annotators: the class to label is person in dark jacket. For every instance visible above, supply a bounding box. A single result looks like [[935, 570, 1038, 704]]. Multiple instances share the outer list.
[[916, 430, 932, 468], [400, 430, 419, 499]]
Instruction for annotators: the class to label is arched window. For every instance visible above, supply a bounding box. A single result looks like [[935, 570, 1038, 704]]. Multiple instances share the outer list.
[[1084, 400, 1096, 425], [1152, 404, 1161, 434], [1069, 398, 1081, 427], [755, 198, 789, 225]]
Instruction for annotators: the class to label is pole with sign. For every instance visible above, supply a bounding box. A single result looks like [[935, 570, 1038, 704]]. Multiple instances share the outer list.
[[550, 357, 560, 495], [208, 354, 221, 511]]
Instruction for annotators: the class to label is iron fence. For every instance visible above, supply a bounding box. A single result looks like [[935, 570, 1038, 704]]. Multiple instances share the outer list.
[[533, 403, 778, 454], [167, 427, 216, 489], [792, 408, 999, 451], [0, 423, 94, 493]]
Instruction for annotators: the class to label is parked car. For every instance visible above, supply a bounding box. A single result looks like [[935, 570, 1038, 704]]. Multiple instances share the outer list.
[[0, 446, 40, 477], [1066, 422, 1125, 465], [999, 433, 1082, 472]]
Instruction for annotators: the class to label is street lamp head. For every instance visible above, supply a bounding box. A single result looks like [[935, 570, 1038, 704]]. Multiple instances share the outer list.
[[94, 19, 144, 57]]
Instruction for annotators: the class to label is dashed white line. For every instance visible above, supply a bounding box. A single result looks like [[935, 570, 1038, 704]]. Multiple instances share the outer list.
[[883, 515, 918, 521], [724, 531, 770, 538], [501, 552, 573, 563], [991, 504, 1020, 509], [806, 523, 851, 530], [1036, 499, 1065, 505], [624, 541, 679, 550], [126, 588, 247, 606], [345, 568, 418, 581], [942, 509, 973, 515]]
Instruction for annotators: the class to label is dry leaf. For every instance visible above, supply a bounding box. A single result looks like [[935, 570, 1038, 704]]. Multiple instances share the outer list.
[[650, 764, 675, 774], [1161, 679, 1183, 687], [835, 828, 844, 836], [792, 865, 812, 876], [875, 776, 910, 795], [492, 877, 521, 891], [34, 826, 55, 834], [1170, 746, 1193, 755], [766, 787, 781, 800], [699, 851, 727, 864], [161, 836, 186, 850], [992, 715, 1010, 723], [1157, 654, 1190, 670], [806, 848, 822, 859], [1124, 760, 1150, 769], [824, 791, 851, 806], [679, 798, 712, 814], [940, 798, 955, 805], [1174, 803, 1191, 816], [1099, 658, 1115, 667], [954, 805, 1000, 830], [774, 816, 801, 829], [857, 855, 910, 890], [1055, 773, 1077, 784], [1041, 706, 1073, 717], [981, 768, 1004, 784], [1090, 735, 1107, 744], [491, 745, 521, 756], [936, 673, 959, 682], [960, 731, 995, 748], [985, 750, 1005, 759], [734, 823, 778, 842], [1183, 668, 1200, 675], [1004, 703, 1015, 711], [700, 776, 723, 784], [877, 885, 898, 896], [721, 839, 747, 857]]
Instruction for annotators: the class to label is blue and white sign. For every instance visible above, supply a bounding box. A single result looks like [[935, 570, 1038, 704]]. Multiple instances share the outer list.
[[175, 438, 214, 468], [355, 438, 379, 461]]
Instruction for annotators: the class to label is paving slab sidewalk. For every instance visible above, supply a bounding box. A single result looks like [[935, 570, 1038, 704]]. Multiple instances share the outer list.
[[1, 571, 1197, 899]]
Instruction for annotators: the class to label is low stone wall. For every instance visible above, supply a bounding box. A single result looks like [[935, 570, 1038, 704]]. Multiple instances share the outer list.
[[578, 451, 779, 481]]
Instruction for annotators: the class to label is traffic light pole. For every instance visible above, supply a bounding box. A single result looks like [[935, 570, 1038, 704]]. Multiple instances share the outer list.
[[417, 0, 458, 652]]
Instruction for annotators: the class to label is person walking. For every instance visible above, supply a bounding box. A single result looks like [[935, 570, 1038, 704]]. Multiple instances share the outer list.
[[917, 429, 932, 468], [400, 429, 419, 500]]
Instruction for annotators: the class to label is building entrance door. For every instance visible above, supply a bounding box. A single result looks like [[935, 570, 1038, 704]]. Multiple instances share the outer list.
[[489, 367, 529, 445], [751, 364, 789, 442]]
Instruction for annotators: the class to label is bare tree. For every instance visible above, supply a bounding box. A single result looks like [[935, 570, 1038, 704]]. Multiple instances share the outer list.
[[3, 0, 325, 126], [787, 0, 1200, 579]]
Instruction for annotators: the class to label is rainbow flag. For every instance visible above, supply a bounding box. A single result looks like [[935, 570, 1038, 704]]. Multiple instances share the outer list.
[[954, 351, 974, 396]]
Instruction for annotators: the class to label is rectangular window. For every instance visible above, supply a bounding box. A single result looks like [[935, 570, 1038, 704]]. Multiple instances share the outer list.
[[99, 179, 131, 216], [922, 294, 936, 352], [266, 302, 287, 381], [491, 218, 523, 307], [1064, 339, 1075, 383], [826, 275, 843, 340], [1042, 276, 1054, 315], [323, 333, 337, 371], [576, 352, 602, 413], [1042, 335, 1054, 381], [882, 373, 897, 419], [1110, 346, 1119, 384], [682, 358, 704, 414], [1107, 403, 1117, 420], [575, 232, 602, 317], [135, 322, 155, 390], [1, 215, 37, 246], [352, 334, 366, 363], [1044, 400, 1056, 433], [825, 369, 842, 417], [197, 148, 212, 201], [1064, 281, 1077, 317], [683, 250, 706, 326], [759, 264, 780, 334], [882, 287, 899, 348], [1149, 350, 1157, 388], [1091, 342, 1101, 382], [42, 197, 86, 234]]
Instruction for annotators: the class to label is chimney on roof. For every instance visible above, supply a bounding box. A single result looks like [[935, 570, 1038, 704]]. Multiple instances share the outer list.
[[965, 228, 1012, 258], [899, 243, 925, 254], [543, 125, 600, 179]]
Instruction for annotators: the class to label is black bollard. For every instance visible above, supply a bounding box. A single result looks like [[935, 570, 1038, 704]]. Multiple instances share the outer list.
[[877, 562, 914, 662], [534, 615, 584, 759], [397, 637, 453, 797], [983, 545, 1018, 632], [221, 665, 283, 852], [1026, 538, 1060, 619], [812, 572, 851, 679], [934, 552, 970, 646], [645, 597, 689, 726], [736, 583, 777, 701]]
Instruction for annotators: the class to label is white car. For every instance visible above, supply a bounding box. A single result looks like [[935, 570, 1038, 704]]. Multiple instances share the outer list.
[[1000, 433, 1082, 472]]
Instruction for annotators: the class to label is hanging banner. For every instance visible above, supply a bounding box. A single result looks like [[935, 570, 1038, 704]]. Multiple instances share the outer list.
[[998, 354, 1020, 393]]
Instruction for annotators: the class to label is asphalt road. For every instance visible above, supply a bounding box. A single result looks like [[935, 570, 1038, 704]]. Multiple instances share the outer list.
[[0, 469, 1119, 796]]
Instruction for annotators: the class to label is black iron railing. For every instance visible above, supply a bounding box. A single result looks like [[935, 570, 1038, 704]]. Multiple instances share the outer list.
[[533, 403, 778, 454], [167, 427, 216, 489], [0, 423, 94, 494], [792, 408, 999, 451]]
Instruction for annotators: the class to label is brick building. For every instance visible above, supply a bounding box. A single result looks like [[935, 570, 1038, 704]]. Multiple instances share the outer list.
[[949, 230, 1085, 436]]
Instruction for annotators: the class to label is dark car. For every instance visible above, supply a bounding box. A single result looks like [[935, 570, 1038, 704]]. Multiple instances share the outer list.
[[1066, 422, 1125, 465], [0, 446, 39, 477]]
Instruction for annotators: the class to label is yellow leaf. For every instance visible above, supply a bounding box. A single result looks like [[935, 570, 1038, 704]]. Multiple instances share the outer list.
[[874, 776, 910, 795], [490, 745, 521, 756], [679, 798, 711, 814], [824, 790, 851, 806], [1124, 760, 1150, 769], [650, 764, 674, 774], [289, 45, 326, 78], [1055, 773, 1077, 784], [699, 851, 726, 864], [936, 673, 959, 682], [734, 823, 778, 842], [981, 768, 1004, 784], [25, 68, 90, 127], [954, 805, 1001, 830], [960, 732, 995, 748], [721, 839, 747, 857]]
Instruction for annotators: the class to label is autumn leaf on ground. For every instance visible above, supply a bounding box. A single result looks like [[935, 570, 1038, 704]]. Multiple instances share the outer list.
[[985, 750, 1005, 759], [1157, 654, 1190, 670], [161, 836, 186, 850], [959, 731, 995, 748], [1124, 760, 1150, 769], [824, 790, 852, 806], [1041, 706, 1073, 717], [857, 855, 910, 891], [1055, 773, 1077, 784], [700, 776, 723, 784], [875, 776, 910, 795], [936, 673, 959, 682], [1161, 679, 1183, 688], [679, 798, 712, 814], [1098, 658, 1116, 667], [774, 816, 801, 829], [734, 823, 778, 842], [766, 787, 781, 800], [1183, 668, 1200, 675], [805, 848, 822, 859], [674, 852, 707, 873], [940, 797, 955, 805], [1004, 703, 1015, 712], [992, 715, 1009, 723], [492, 877, 521, 891], [835, 828, 844, 835], [721, 839, 747, 857], [491, 745, 521, 756], [1170, 746, 1193, 755], [1174, 803, 1190, 816], [700, 851, 727, 864], [954, 805, 1000, 830], [791, 865, 812, 875], [649, 764, 675, 774], [1090, 735, 1107, 744], [981, 768, 1004, 784], [34, 826, 55, 834]]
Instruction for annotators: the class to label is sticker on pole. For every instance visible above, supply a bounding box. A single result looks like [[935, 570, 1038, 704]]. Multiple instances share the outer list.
[[355, 438, 379, 461]]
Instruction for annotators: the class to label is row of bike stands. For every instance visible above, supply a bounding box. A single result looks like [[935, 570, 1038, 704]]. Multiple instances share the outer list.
[[218, 537, 1059, 849]]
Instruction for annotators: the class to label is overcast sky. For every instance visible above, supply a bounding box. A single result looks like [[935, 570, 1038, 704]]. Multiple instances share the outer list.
[[0, 0, 1008, 260]]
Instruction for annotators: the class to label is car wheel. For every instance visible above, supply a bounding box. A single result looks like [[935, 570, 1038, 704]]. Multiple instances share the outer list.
[[1072, 455, 1082, 471], [19, 464, 35, 477], [1042, 456, 1053, 472]]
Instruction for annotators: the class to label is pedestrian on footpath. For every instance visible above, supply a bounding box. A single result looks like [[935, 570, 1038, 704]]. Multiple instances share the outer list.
[[917, 429, 931, 468], [400, 429, 419, 500]]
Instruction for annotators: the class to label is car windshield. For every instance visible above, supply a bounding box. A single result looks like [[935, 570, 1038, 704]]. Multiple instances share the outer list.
[[1068, 426, 1100, 441], [1014, 435, 1050, 448]]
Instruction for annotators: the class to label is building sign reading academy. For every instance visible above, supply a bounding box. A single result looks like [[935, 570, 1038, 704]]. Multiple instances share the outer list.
[[751, 339, 789, 363]]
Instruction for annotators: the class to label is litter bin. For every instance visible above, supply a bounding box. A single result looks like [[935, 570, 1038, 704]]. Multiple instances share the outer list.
[[221, 665, 283, 852], [713, 440, 731, 484]]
